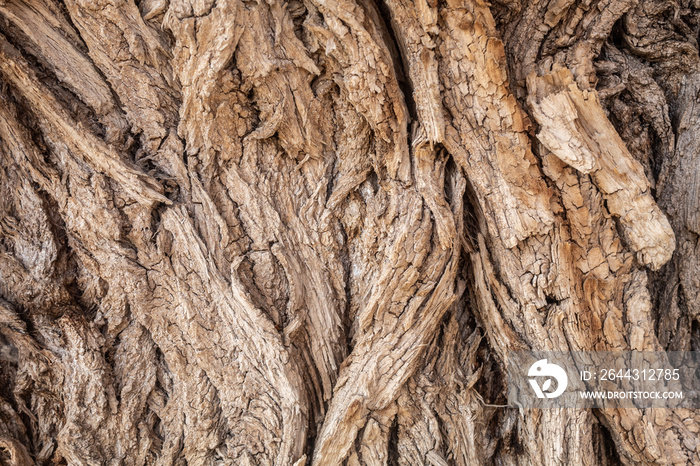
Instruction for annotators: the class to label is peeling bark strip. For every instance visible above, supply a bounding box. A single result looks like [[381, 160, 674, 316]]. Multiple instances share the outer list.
[[528, 66, 675, 270], [0, 0, 699, 464]]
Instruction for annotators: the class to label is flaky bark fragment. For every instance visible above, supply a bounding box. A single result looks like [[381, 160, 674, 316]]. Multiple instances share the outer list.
[[528, 66, 675, 270]]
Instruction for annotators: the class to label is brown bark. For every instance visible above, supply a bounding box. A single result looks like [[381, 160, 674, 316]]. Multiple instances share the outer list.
[[0, 0, 698, 464]]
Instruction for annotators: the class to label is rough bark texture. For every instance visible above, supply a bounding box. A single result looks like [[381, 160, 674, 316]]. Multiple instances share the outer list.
[[0, 0, 699, 464]]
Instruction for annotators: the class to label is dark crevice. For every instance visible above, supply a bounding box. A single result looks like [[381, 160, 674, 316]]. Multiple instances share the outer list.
[[0, 75, 61, 175], [64, 279, 98, 321], [593, 416, 623, 466], [340, 224, 354, 355], [461, 172, 482, 254], [387, 415, 400, 466], [691, 319, 700, 352], [36, 189, 72, 282], [366, 169, 380, 194], [55, 0, 91, 55], [488, 409, 523, 462], [150, 203, 171, 245], [57, 0, 143, 146], [545, 294, 563, 306], [104, 334, 120, 403], [371, 0, 418, 122], [0, 21, 111, 143], [325, 154, 337, 205], [353, 428, 364, 464]]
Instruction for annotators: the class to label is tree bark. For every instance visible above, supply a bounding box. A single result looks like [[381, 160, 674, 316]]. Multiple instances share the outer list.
[[0, 0, 698, 464]]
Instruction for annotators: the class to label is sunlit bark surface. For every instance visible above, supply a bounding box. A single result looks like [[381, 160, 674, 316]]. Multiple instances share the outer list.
[[0, 0, 699, 464]]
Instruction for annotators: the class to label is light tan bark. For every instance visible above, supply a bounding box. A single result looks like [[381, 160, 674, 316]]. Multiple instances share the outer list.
[[0, 0, 699, 464]]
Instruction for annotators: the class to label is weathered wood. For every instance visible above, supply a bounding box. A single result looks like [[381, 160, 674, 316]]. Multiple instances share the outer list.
[[0, 0, 699, 464]]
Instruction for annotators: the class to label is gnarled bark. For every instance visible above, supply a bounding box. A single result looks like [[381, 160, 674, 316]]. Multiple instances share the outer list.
[[0, 0, 698, 464]]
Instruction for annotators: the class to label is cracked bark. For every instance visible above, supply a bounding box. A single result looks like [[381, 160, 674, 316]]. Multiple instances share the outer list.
[[0, 0, 698, 464]]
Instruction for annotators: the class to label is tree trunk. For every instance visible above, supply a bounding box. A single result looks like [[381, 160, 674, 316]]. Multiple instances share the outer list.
[[0, 0, 698, 464]]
